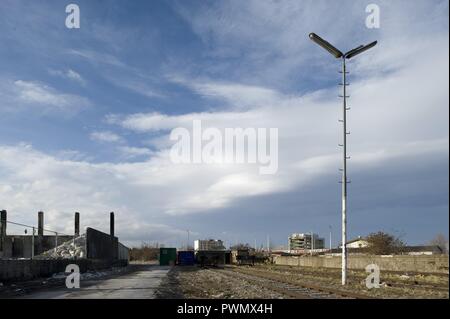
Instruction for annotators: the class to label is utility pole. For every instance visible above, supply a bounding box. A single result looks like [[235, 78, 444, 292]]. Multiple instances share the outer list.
[[340, 57, 349, 285], [309, 33, 377, 285], [55, 231, 58, 254], [187, 229, 190, 250], [329, 225, 332, 250], [31, 227, 35, 260]]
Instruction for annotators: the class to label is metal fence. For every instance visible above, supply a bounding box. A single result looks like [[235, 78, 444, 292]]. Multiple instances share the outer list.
[[3, 220, 75, 260]]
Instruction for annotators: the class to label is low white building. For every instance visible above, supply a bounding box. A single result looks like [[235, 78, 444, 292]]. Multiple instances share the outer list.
[[340, 236, 369, 249]]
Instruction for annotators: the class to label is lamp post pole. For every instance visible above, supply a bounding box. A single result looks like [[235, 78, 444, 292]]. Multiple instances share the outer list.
[[329, 225, 332, 251], [187, 229, 190, 250], [308, 33, 377, 285], [341, 57, 348, 286]]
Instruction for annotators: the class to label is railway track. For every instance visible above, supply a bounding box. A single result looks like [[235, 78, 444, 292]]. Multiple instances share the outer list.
[[216, 267, 371, 299], [254, 265, 449, 292]]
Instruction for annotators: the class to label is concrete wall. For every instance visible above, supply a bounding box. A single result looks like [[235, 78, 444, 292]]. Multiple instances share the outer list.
[[118, 242, 129, 261], [273, 255, 449, 273], [0, 258, 125, 283], [86, 227, 118, 260], [1, 235, 73, 259]]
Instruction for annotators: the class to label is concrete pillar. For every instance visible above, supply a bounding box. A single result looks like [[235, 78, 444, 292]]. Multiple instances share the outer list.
[[38, 211, 44, 236], [110, 212, 114, 237], [74, 212, 80, 237], [0, 210, 7, 252], [110, 212, 116, 261]]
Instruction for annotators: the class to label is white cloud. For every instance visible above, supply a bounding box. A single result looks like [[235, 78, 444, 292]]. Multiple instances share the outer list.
[[90, 131, 123, 143], [1, 39, 448, 239], [0, 143, 189, 245], [117, 146, 153, 159], [66, 49, 164, 99], [108, 77, 164, 99], [53, 149, 93, 162], [169, 76, 281, 109], [101, 23, 448, 218], [0, 135, 445, 242], [0, 79, 90, 115], [49, 69, 86, 86], [66, 49, 127, 68]]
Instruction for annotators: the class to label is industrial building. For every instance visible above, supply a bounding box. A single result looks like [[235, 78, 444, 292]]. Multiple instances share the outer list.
[[0, 210, 74, 259], [288, 233, 325, 251], [0, 210, 129, 261], [0, 210, 130, 283], [194, 239, 228, 266], [194, 239, 226, 251]]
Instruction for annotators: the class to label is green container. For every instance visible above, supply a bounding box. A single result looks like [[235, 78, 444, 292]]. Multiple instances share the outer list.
[[159, 248, 177, 266]]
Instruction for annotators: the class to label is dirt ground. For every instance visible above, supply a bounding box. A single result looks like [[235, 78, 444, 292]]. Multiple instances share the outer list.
[[164, 264, 449, 299], [171, 266, 287, 299]]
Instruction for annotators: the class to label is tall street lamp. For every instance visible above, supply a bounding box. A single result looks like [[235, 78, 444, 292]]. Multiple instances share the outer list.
[[329, 225, 332, 251], [309, 33, 377, 285]]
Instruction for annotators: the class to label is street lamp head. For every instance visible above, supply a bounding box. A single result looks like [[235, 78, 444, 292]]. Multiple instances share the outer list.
[[345, 41, 378, 59], [309, 33, 343, 59]]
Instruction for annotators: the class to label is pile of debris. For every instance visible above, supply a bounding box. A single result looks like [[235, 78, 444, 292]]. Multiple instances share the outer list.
[[38, 234, 86, 259]]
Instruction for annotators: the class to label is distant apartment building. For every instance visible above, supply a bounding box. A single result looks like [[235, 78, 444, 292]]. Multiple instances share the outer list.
[[288, 233, 325, 250], [194, 239, 226, 251]]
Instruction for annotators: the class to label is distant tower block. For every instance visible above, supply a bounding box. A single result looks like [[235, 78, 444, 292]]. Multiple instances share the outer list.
[[110, 212, 114, 237], [74, 212, 80, 236], [38, 211, 44, 236]]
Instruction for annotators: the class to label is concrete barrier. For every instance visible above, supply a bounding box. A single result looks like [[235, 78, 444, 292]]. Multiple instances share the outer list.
[[273, 255, 449, 273], [118, 242, 129, 261], [0, 258, 123, 283], [1, 235, 73, 259], [86, 227, 118, 260]]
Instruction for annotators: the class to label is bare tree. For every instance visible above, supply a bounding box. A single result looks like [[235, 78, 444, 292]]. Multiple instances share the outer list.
[[129, 242, 161, 261], [366, 231, 405, 255], [429, 234, 448, 254]]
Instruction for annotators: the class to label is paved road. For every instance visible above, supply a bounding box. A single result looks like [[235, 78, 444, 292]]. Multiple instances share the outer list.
[[18, 265, 172, 299]]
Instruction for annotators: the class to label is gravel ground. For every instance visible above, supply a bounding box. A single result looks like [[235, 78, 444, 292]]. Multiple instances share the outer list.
[[246, 265, 449, 299], [172, 264, 448, 299], [175, 266, 288, 299]]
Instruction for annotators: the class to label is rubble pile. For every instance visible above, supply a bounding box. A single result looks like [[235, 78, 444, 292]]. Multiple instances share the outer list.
[[38, 234, 86, 259]]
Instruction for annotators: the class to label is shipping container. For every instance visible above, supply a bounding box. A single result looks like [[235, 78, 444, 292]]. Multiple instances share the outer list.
[[177, 250, 195, 266], [159, 247, 177, 266]]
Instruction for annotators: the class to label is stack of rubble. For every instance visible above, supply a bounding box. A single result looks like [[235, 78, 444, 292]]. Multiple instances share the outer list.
[[38, 234, 86, 259]]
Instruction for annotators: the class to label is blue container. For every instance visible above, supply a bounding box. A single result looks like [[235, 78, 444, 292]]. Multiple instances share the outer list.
[[177, 251, 195, 265]]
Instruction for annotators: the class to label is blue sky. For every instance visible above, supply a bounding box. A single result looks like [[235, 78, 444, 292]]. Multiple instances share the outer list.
[[0, 0, 448, 248]]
